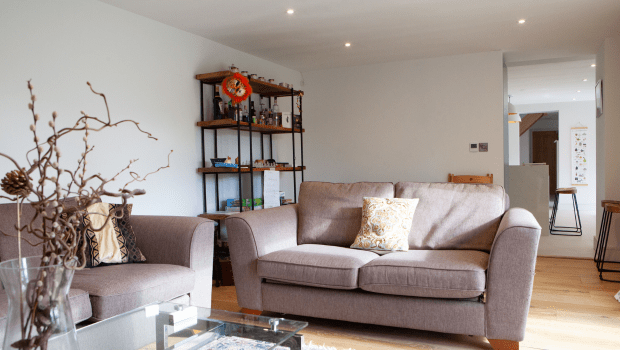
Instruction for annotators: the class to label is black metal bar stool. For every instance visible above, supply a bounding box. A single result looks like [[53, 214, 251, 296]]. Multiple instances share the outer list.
[[549, 187, 582, 236], [594, 201, 620, 282]]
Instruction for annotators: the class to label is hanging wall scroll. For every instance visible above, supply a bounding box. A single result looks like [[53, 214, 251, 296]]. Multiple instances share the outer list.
[[571, 127, 588, 186]]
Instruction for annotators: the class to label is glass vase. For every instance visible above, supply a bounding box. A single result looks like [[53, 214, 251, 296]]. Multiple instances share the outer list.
[[0, 256, 79, 350]]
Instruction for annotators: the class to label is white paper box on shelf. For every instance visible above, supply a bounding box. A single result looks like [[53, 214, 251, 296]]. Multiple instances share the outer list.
[[282, 112, 292, 128]]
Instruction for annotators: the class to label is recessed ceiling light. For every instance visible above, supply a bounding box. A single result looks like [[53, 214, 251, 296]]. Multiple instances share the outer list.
[[345, 42, 351, 47], [286, 9, 294, 14], [573, 98, 576, 101], [518, 19, 526, 24], [577, 90, 581, 92], [591, 64, 596, 67], [583, 79, 587, 81]]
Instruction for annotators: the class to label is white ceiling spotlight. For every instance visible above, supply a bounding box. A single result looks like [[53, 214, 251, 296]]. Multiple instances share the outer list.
[[518, 19, 526, 24], [286, 9, 294, 14], [591, 64, 596, 67], [345, 42, 351, 47], [583, 79, 588, 81]]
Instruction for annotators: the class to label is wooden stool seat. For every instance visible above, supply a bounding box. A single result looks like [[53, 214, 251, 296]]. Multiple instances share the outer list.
[[556, 187, 577, 194], [604, 203, 620, 214], [549, 188, 582, 236], [601, 199, 620, 208], [595, 201, 620, 282]]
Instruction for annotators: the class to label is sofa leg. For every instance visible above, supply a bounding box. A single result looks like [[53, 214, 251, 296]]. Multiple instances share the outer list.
[[240, 308, 262, 315], [488, 339, 519, 350]]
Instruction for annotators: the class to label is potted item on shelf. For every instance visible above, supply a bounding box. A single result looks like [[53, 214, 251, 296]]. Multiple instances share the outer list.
[[229, 64, 239, 73]]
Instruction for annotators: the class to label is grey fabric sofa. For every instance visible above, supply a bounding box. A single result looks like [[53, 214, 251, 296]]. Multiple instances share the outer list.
[[0, 201, 214, 336], [226, 182, 541, 349]]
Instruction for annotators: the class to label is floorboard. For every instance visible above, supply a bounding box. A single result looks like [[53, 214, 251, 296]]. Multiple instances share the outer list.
[[211, 257, 620, 350]]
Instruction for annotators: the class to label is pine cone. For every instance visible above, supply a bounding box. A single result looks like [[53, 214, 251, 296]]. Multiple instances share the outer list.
[[1, 170, 31, 197]]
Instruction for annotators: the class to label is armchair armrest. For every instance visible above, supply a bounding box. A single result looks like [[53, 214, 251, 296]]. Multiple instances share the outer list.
[[485, 208, 541, 342], [130, 215, 214, 308], [226, 205, 299, 310]]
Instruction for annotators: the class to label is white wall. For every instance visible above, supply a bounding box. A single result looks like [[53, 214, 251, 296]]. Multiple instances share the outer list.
[[0, 0, 302, 215], [596, 34, 620, 261], [520, 130, 531, 164], [303, 51, 505, 186], [515, 101, 596, 208], [508, 123, 520, 165]]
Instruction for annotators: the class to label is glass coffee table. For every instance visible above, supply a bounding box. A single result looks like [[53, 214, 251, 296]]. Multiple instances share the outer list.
[[76, 302, 307, 350]]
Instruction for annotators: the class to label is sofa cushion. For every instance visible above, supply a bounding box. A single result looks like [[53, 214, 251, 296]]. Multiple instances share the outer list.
[[394, 182, 506, 251], [71, 263, 195, 320], [81, 202, 146, 267], [359, 250, 488, 299], [0, 198, 101, 261], [0, 288, 92, 340], [298, 182, 394, 247], [351, 197, 419, 253], [258, 244, 379, 290]]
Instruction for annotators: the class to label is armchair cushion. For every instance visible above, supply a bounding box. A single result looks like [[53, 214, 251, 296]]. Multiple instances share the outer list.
[[359, 250, 488, 299], [258, 244, 379, 289], [72, 263, 195, 320], [81, 203, 146, 267]]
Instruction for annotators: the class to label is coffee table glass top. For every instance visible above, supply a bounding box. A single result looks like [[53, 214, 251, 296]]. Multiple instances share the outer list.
[[76, 302, 307, 350]]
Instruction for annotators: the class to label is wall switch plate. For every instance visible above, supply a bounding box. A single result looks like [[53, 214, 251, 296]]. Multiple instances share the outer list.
[[470, 143, 478, 152]]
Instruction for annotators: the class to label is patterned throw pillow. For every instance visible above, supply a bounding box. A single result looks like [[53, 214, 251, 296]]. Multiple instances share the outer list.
[[350, 197, 419, 253], [82, 203, 146, 268]]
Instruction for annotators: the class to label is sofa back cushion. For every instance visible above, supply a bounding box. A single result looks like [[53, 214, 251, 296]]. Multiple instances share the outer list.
[[298, 182, 394, 247], [0, 202, 43, 260], [0, 198, 100, 261], [395, 182, 507, 252]]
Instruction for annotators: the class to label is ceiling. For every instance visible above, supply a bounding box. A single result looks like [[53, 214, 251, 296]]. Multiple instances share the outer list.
[[98, 0, 620, 72], [508, 59, 596, 105]]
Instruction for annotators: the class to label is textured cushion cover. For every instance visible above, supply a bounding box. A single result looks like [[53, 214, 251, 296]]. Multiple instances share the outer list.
[[351, 197, 419, 253], [82, 203, 146, 267], [298, 182, 394, 247], [359, 250, 489, 299], [395, 182, 507, 251], [72, 263, 195, 320], [257, 244, 379, 289]]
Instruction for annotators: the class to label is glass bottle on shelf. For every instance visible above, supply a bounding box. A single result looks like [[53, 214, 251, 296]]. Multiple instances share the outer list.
[[259, 101, 266, 125], [242, 105, 249, 123], [272, 98, 280, 127], [227, 101, 236, 120], [249, 101, 256, 124], [213, 85, 223, 120]]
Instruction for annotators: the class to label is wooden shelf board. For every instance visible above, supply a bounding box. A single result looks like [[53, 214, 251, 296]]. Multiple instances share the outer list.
[[198, 212, 237, 221], [196, 71, 303, 97], [197, 119, 304, 134], [197, 166, 306, 174]]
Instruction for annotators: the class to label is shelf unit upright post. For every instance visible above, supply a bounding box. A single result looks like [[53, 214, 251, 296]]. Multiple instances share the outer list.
[[195, 71, 305, 219]]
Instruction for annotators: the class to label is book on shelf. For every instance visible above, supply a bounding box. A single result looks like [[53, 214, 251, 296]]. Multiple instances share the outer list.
[[225, 206, 263, 212], [226, 198, 263, 207]]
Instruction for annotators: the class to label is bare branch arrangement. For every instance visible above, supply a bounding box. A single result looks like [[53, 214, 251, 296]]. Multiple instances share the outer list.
[[0, 80, 171, 350]]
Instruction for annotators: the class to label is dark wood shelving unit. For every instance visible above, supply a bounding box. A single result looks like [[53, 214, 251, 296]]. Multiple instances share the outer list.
[[197, 119, 304, 134], [197, 166, 306, 174], [196, 70, 305, 217]]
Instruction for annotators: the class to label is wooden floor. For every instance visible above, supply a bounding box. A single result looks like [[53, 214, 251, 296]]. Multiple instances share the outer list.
[[211, 257, 620, 350]]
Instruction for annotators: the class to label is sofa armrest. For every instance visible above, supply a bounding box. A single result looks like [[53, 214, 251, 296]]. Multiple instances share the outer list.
[[485, 208, 541, 342], [130, 215, 214, 308], [226, 205, 299, 310]]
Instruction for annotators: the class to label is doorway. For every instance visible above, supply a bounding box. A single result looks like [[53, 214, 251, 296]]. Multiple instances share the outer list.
[[532, 130, 558, 196]]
